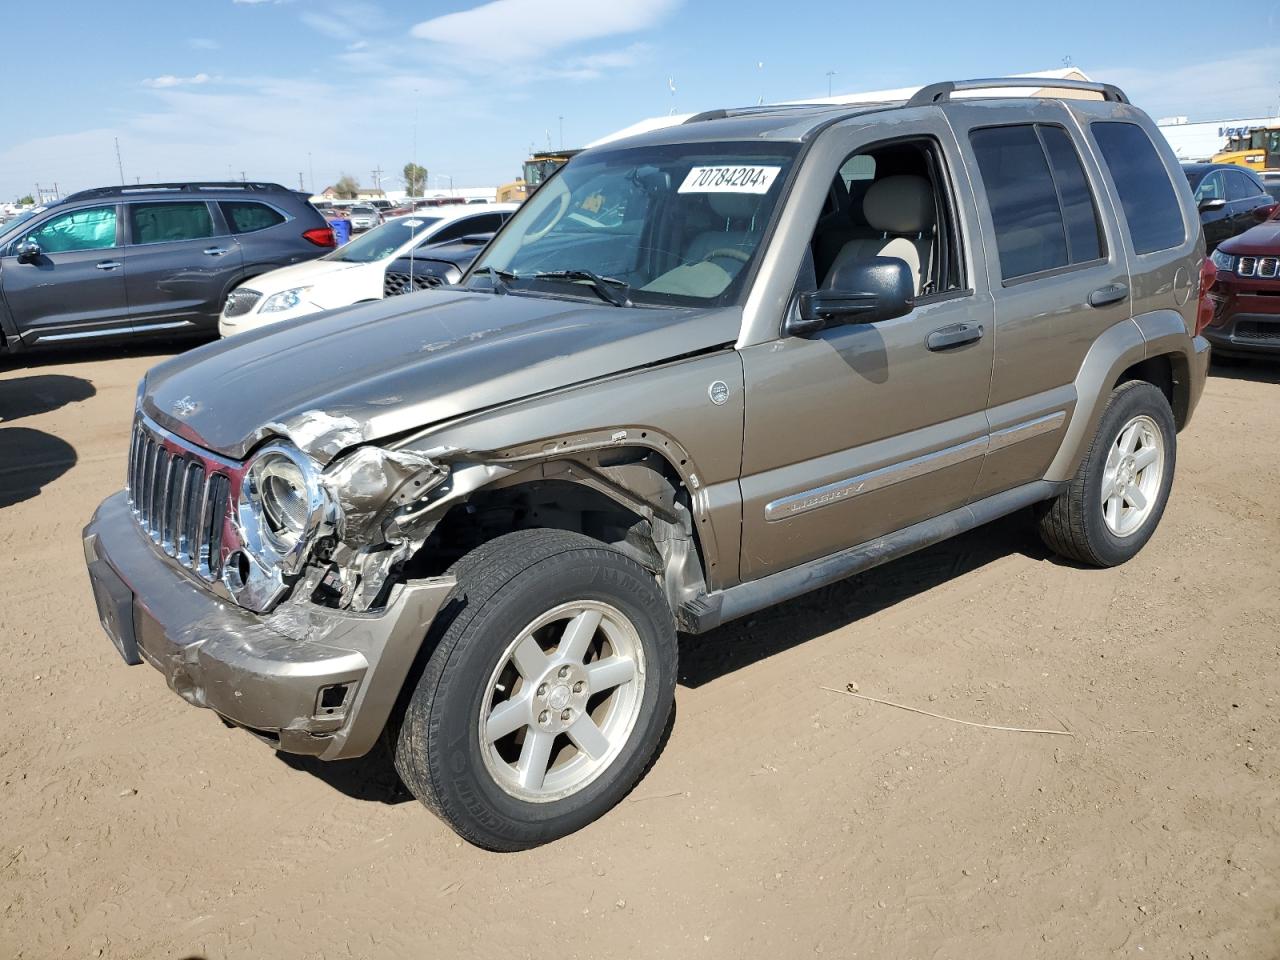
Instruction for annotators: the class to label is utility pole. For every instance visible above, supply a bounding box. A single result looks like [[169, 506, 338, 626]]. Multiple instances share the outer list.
[[240, 170, 246, 183], [299, 172, 305, 191], [826, 70, 837, 97], [114, 137, 125, 185], [371, 165, 384, 191]]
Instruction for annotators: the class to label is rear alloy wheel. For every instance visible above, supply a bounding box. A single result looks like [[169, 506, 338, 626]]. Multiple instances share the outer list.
[[392, 529, 677, 850], [1099, 414, 1165, 538], [1037, 380, 1177, 567]]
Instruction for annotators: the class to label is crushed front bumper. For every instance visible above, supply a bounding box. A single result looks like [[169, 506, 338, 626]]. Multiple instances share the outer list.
[[83, 491, 454, 760]]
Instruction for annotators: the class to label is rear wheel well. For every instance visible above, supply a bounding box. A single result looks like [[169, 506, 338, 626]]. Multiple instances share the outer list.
[[1115, 353, 1190, 429]]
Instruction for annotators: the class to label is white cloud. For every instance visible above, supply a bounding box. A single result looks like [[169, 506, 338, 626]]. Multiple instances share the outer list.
[[189, 38, 220, 50], [142, 73, 212, 89], [301, 2, 386, 41], [1092, 47, 1280, 120], [411, 0, 680, 60]]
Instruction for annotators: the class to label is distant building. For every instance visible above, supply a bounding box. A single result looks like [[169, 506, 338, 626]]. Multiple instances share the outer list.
[[1156, 115, 1280, 162]]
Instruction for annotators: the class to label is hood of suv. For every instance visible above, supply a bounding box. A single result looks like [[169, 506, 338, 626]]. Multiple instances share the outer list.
[[1219, 219, 1280, 257], [144, 290, 740, 461]]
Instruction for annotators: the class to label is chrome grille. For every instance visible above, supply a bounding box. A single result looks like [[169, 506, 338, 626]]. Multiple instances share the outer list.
[[384, 271, 445, 297], [223, 288, 262, 318], [1236, 257, 1279, 279], [127, 418, 233, 581]]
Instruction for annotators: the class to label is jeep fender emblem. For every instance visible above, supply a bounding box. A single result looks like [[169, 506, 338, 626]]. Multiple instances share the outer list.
[[708, 380, 730, 406]]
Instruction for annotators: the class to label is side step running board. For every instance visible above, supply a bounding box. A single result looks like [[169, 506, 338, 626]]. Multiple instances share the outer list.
[[679, 479, 1065, 634]]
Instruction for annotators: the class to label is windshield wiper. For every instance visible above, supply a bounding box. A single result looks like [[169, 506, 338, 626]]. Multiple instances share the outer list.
[[469, 266, 516, 295], [529, 270, 632, 307]]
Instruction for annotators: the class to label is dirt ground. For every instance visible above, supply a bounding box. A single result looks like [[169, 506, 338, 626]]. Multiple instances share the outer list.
[[1, 343, 1277, 959]]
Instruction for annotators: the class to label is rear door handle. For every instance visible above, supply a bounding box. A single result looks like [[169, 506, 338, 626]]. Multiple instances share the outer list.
[[95, 260, 121, 271], [1088, 282, 1129, 308], [203, 247, 230, 256], [926, 322, 984, 351]]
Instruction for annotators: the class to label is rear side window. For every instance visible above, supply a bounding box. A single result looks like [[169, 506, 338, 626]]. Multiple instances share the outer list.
[[221, 201, 286, 234], [1226, 171, 1262, 201], [969, 124, 1103, 281], [130, 202, 215, 244], [1091, 121, 1185, 255], [428, 214, 504, 244]]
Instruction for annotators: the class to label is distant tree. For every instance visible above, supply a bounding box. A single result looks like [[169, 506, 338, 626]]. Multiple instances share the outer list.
[[403, 162, 428, 197], [16, 194, 33, 205], [333, 174, 360, 199]]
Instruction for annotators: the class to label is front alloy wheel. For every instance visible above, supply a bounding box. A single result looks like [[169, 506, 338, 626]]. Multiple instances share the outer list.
[[480, 600, 646, 802], [392, 529, 677, 851]]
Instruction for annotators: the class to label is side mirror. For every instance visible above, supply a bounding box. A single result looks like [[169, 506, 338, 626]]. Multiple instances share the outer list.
[[788, 256, 915, 337], [1198, 197, 1227, 213], [15, 239, 41, 264]]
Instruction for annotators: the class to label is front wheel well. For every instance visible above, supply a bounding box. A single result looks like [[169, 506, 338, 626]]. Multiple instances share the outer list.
[[1114, 352, 1190, 429], [400, 449, 710, 613]]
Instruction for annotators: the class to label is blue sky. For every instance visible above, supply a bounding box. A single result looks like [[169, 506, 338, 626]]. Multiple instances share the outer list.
[[3, 0, 1278, 200]]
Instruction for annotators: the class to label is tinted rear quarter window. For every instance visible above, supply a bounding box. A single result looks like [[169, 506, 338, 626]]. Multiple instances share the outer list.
[[1091, 122, 1185, 255], [221, 201, 286, 234]]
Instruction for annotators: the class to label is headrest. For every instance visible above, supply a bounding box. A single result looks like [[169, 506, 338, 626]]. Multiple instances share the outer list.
[[863, 175, 934, 235], [708, 192, 758, 220]]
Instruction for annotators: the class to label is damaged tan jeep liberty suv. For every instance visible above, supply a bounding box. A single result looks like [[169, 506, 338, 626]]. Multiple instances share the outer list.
[[84, 78, 1212, 850]]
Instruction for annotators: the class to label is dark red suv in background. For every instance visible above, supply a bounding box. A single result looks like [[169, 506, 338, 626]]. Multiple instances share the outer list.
[[1206, 207, 1280, 357]]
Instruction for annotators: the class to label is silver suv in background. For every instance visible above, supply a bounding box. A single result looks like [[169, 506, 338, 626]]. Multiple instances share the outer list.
[[84, 78, 1210, 850]]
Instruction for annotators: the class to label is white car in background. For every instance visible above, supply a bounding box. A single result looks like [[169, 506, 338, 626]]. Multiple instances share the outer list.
[[219, 204, 516, 336]]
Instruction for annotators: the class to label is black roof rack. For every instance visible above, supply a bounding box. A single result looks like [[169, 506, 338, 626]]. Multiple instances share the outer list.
[[60, 181, 293, 204], [906, 77, 1128, 107]]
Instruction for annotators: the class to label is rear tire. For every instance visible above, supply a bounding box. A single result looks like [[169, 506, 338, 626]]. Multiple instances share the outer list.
[[1037, 380, 1176, 567], [392, 529, 677, 851]]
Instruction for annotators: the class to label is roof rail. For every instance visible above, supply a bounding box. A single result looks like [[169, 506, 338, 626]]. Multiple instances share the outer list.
[[60, 181, 292, 203], [906, 77, 1129, 108], [682, 102, 840, 125]]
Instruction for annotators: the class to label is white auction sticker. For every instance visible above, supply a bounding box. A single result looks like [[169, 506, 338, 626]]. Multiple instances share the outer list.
[[678, 165, 781, 195]]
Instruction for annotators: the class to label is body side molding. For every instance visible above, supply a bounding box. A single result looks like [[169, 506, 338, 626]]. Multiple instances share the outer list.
[[682, 479, 1065, 633]]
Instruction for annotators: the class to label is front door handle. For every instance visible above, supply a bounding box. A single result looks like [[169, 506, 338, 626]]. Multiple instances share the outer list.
[[1088, 282, 1129, 308], [926, 322, 984, 351], [95, 260, 121, 271], [203, 247, 230, 257]]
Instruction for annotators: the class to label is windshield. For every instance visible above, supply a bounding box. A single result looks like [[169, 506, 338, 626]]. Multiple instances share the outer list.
[[469, 142, 800, 307], [323, 216, 442, 262]]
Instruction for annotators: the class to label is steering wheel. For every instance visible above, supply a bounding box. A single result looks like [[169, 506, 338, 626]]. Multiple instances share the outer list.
[[701, 247, 751, 264], [522, 189, 572, 244]]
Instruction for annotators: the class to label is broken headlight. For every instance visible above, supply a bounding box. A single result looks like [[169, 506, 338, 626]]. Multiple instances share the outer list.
[[238, 443, 333, 574]]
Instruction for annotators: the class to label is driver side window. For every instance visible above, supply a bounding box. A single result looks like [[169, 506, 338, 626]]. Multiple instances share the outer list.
[[1195, 172, 1225, 202], [808, 137, 964, 298], [24, 206, 118, 254]]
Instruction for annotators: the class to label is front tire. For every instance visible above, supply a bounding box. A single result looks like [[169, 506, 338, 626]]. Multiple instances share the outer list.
[[392, 529, 677, 850], [1037, 380, 1176, 567]]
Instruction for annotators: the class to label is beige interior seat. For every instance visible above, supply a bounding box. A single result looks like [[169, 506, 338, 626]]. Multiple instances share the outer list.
[[685, 193, 760, 263], [826, 175, 935, 294]]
